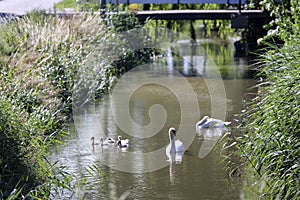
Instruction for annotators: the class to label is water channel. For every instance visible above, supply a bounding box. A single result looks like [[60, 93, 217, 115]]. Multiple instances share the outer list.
[[49, 34, 256, 199]]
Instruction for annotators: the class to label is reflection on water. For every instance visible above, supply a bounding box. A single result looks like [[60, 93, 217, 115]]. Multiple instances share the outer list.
[[197, 127, 227, 159], [164, 39, 250, 79], [49, 38, 256, 199]]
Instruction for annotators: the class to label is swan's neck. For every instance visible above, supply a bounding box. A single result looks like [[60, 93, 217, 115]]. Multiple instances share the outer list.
[[91, 138, 95, 145], [199, 118, 207, 125], [117, 139, 121, 147], [169, 137, 176, 152]]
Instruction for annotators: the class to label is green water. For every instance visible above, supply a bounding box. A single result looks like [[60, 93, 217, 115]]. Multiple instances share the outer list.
[[49, 36, 256, 199]]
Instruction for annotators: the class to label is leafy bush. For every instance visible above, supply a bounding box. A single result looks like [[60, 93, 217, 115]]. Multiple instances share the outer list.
[[246, 0, 300, 44]]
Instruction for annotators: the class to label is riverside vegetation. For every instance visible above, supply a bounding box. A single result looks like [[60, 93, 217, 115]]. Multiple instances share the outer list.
[[235, 0, 300, 199], [0, 11, 152, 198], [1, 0, 299, 198]]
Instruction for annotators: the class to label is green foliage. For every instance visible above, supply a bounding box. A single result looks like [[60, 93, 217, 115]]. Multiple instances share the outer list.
[[55, 0, 78, 10], [237, 33, 300, 199], [101, 6, 158, 74], [145, 4, 234, 40], [54, 0, 100, 12], [0, 13, 102, 198], [0, 10, 156, 198], [102, 5, 143, 33], [247, 0, 300, 44], [235, 1, 300, 198], [0, 95, 70, 199]]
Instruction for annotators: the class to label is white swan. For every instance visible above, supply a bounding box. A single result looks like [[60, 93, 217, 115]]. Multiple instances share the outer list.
[[117, 135, 129, 148], [166, 127, 184, 163], [196, 116, 231, 130]]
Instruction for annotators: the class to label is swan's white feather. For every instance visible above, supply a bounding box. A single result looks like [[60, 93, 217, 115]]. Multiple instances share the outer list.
[[117, 135, 129, 148], [196, 116, 231, 130], [166, 128, 185, 163]]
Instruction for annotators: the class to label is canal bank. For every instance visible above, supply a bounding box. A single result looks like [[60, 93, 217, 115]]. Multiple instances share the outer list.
[[0, 13, 122, 199], [234, 1, 300, 198]]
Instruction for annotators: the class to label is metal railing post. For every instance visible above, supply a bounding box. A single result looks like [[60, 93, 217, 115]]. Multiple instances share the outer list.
[[100, 0, 106, 11]]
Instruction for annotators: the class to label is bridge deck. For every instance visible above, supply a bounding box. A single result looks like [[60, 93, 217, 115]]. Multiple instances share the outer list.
[[105, 0, 246, 4], [136, 9, 269, 20]]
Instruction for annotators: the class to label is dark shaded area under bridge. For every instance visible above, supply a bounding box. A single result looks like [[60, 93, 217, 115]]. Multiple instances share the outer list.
[[101, 0, 270, 29]]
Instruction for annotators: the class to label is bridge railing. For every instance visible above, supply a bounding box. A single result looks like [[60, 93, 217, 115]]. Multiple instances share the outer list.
[[102, 0, 246, 5]]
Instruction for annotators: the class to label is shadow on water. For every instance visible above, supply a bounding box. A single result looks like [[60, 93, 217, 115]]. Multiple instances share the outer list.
[[49, 36, 257, 199]]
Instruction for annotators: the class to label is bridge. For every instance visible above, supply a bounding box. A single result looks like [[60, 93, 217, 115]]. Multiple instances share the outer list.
[[101, 0, 246, 5], [100, 0, 270, 28]]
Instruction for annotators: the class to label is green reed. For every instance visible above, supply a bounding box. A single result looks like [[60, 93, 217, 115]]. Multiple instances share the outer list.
[[237, 38, 300, 199], [0, 13, 113, 199], [0, 9, 154, 198]]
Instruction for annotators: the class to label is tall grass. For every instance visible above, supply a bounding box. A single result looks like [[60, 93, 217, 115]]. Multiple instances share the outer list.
[[0, 12, 116, 114], [0, 9, 154, 198], [234, 2, 300, 198], [237, 37, 300, 199], [0, 96, 72, 198], [0, 10, 143, 198]]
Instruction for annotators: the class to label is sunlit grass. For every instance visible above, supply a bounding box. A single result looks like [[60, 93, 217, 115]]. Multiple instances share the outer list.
[[237, 39, 300, 199], [0, 9, 152, 198], [54, 0, 77, 11], [0, 12, 117, 199], [54, 0, 100, 12]]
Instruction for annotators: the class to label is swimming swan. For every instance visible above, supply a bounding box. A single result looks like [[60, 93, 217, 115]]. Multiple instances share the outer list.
[[196, 116, 231, 130], [166, 128, 185, 163], [117, 135, 129, 148], [166, 127, 184, 153]]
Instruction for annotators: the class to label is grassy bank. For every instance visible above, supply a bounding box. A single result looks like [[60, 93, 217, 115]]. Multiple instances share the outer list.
[[0, 12, 113, 198], [236, 1, 300, 198], [0, 11, 148, 198], [238, 41, 300, 199]]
